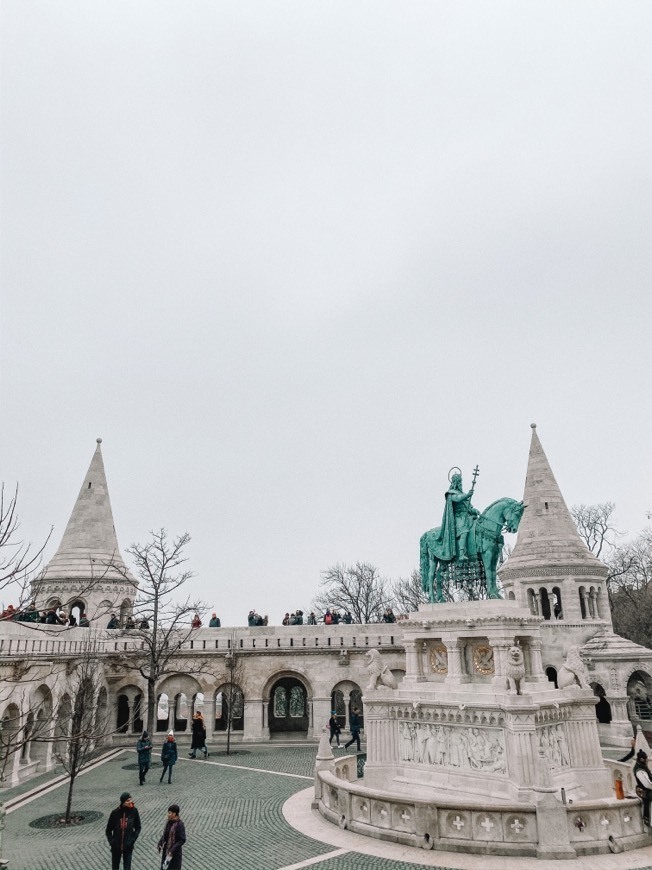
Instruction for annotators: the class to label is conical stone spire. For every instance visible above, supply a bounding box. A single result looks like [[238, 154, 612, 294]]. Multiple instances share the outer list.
[[501, 425, 607, 577], [38, 438, 136, 586]]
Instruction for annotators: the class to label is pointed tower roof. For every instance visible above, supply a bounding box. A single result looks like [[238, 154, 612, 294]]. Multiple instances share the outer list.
[[39, 439, 136, 585], [501, 424, 607, 577]]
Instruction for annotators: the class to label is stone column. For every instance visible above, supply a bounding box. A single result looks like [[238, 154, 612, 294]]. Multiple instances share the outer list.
[[313, 697, 334, 741], [242, 698, 266, 741], [528, 640, 548, 684], [588, 590, 597, 619], [579, 588, 589, 619], [402, 639, 424, 683], [533, 590, 541, 616], [443, 640, 464, 685]]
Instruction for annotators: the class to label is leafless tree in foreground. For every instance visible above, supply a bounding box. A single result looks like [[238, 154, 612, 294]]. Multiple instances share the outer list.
[[0, 483, 52, 608], [54, 636, 113, 823]]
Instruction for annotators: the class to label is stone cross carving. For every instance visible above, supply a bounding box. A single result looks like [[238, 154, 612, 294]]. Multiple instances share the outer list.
[[511, 819, 524, 833], [452, 815, 465, 830], [480, 817, 495, 833]]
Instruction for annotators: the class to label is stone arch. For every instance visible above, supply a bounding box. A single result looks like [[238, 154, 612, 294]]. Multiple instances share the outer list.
[[29, 685, 53, 768], [156, 675, 203, 733], [55, 694, 72, 759], [331, 680, 364, 731], [551, 586, 563, 619], [69, 599, 86, 625], [263, 671, 312, 735], [507, 591, 516, 601], [627, 670, 652, 723], [1, 702, 21, 767], [97, 600, 114, 623], [545, 666, 558, 688], [591, 682, 612, 724], [157, 693, 170, 733], [119, 598, 132, 625], [539, 588, 551, 620], [214, 684, 244, 732]]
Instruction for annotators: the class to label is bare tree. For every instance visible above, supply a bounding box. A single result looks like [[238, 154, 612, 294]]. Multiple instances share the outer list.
[[313, 562, 392, 624], [0, 484, 52, 608], [607, 530, 652, 647], [218, 633, 247, 755], [113, 529, 207, 735], [571, 502, 621, 559], [54, 636, 113, 823], [391, 568, 428, 615]]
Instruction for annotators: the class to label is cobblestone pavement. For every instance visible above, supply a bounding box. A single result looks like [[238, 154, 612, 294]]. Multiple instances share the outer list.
[[2, 746, 435, 870], [5, 746, 652, 870]]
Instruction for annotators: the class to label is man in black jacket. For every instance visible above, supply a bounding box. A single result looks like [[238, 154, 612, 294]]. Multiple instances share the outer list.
[[105, 791, 141, 870]]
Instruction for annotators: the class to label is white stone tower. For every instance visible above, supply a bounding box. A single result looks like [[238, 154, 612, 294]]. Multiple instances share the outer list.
[[33, 438, 137, 625], [500, 424, 611, 629]]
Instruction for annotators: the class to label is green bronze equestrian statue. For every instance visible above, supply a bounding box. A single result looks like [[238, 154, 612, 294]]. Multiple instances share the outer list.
[[420, 467, 526, 603]]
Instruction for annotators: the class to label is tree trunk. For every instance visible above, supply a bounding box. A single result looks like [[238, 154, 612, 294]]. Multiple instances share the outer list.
[[146, 677, 157, 737], [64, 772, 76, 823]]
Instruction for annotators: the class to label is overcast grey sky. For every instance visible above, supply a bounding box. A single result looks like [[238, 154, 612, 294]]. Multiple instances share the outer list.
[[1, 2, 651, 625]]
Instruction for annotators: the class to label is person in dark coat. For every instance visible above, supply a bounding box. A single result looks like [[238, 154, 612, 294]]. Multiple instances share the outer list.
[[136, 730, 152, 785], [328, 711, 341, 747], [188, 712, 208, 758], [105, 791, 141, 870], [158, 803, 186, 870], [159, 732, 178, 784], [344, 707, 362, 752]]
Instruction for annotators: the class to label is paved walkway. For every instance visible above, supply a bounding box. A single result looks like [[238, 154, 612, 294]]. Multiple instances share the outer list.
[[2, 746, 652, 870]]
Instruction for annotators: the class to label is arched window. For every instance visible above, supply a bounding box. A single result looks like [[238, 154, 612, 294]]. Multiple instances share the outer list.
[[527, 589, 538, 615], [116, 695, 130, 734], [545, 667, 558, 688], [507, 591, 516, 601], [539, 588, 551, 621], [331, 689, 345, 729], [120, 599, 132, 626], [69, 600, 86, 625], [192, 692, 204, 718], [133, 694, 143, 733], [350, 688, 364, 729], [289, 686, 305, 717], [174, 693, 188, 731], [156, 693, 170, 732], [214, 685, 244, 731], [592, 683, 612, 724], [273, 687, 287, 718], [552, 587, 563, 620]]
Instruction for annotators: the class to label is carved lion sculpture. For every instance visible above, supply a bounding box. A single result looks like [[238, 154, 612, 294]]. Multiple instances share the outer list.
[[505, 644, 526, 695], [557, 645, 590, 689], [365, 649, 398, 691]]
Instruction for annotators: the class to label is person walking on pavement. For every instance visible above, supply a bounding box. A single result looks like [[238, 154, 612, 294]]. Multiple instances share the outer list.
[[328, 711, 341, 747], [136, 730, 152, 785], [160, 731, 177, 784], [344, 707, 362, 752], [157, 803, 187, 870], [188, 711, 208, 759], [105, 791, 141, 870]]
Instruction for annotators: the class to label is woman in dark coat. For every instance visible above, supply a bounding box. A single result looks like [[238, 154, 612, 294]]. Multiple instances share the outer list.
[[188, 712, 207, 758], [159, 732, 178, 783]]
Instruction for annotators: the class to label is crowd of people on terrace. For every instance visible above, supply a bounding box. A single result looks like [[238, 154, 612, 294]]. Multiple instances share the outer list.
[[1, 602, 404, 629]]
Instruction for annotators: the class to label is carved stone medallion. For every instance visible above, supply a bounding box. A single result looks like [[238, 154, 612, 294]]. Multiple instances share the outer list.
[[429, 644, 448, 675], [472, 645, 495, 675]]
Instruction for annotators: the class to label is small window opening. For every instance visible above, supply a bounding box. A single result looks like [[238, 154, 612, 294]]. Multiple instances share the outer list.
[[544, 502, 548, 509], [88, 482, 92, 489]]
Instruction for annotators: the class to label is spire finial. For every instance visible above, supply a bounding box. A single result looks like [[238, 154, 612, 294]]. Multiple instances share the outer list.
[[96, 437, 103, 444], [530, 423, 537, 429]]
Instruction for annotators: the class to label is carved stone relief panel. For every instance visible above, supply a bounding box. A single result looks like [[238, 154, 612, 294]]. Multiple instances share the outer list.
[[397, 719, 507, 775], [537, 723, 571, 768]]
